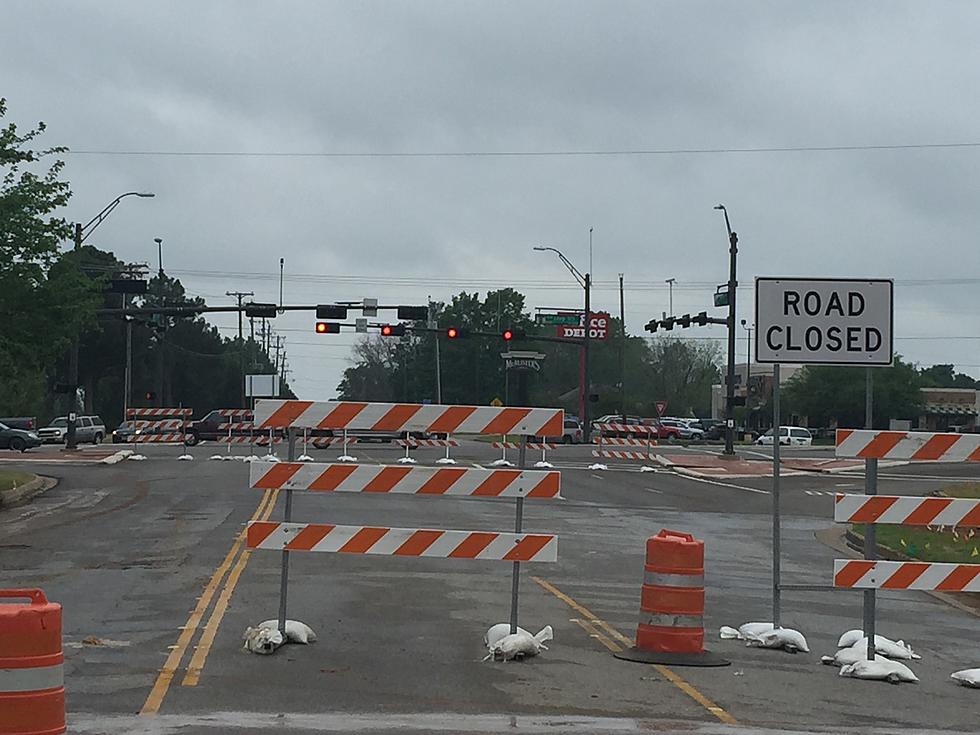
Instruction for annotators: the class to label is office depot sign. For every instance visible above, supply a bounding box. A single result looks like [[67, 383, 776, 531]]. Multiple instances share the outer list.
[[755, 278, 893, 365], [556, 312, 609, 340]]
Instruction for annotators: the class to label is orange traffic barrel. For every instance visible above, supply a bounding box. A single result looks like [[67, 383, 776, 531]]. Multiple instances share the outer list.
[[0, 589, 65, 735], [615, 530, 728, 666]]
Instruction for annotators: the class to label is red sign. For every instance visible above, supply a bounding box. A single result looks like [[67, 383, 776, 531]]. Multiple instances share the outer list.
[[655, 401, 668, 417], [555, 312, 610, 340]]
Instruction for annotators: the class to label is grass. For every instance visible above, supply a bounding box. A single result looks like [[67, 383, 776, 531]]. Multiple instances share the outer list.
[[852, 481, 980, 564], [0, 470, 35, 493]]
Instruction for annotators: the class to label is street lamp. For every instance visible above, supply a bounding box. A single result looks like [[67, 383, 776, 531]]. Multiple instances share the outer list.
[[154, 237, 164, 277], [66, 191, 155, 450], [533, 245, 592, 442], [740, 319, 753, 372], [714, 204, 738, 456], [665, 277, 675, 316]]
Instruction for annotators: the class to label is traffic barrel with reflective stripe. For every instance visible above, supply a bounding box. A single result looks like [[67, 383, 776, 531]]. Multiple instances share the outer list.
[[614, 530, 728, 667], [0, 589, 65, 735]]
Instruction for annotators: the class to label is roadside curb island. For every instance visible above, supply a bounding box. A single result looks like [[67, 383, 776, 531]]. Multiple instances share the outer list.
[[816, 526, 980, 619], [0, 474, 57, 511]]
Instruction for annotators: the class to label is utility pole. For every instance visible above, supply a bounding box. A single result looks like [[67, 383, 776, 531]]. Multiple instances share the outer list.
[[227, 290, 254, 408], [583, 272, 592, 442], [715, 205, 739, 456], [619, 273, 626, 421]]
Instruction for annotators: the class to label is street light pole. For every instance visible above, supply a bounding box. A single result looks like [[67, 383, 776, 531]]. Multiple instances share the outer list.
[[65, 191, 154, 450], [715, 205, 738, 456], [533, 245, 592, 442], [665, 277, 675, 316], [154, 237, 163, 277]]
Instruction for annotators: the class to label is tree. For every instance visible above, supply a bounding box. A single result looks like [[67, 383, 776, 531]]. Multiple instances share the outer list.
[[0, 98, 101, 413], [919, 364, 979, 389], [783, 357, 924, 428]]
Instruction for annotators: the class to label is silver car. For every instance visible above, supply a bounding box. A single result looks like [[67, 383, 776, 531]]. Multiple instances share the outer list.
[[38, 416, 107, 445]]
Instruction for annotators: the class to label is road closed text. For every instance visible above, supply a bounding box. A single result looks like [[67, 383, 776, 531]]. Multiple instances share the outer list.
[[755, 278, 893, 365]]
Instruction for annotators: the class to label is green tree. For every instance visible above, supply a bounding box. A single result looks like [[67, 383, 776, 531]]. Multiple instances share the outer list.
[[783, 357, 924, 428], [0, 98, 101, 413], [919, 364, 979, 389]]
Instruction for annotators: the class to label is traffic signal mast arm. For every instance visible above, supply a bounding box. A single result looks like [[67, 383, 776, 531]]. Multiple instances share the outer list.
[[644, 311, 725, 332]]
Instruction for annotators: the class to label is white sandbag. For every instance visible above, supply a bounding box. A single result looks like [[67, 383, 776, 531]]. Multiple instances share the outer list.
[[177, 454, 194, 461], [719, 622, 774, 641], [839, 658, 918, 684], [950, 668, 980, 688], [484, 623, 531, 649], [242, 625, 284, 655], [852, 635, 920, 661], [821, 647, 887, 666], [257, 619, 317, 645], [128, 454, 147, 461], [486, 625, 553, 661], [588, 463, 608, 471], [747, 627, 809, 653], [719, 625, 741, 640], [837, 629, 863, 648]]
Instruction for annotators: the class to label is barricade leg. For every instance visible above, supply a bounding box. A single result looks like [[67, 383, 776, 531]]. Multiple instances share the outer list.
[[614, 529, 728, 667], [436, 434, 456, 465]]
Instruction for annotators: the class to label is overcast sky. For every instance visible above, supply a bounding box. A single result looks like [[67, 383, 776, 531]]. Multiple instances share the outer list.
[[5, 1, 980, 399]]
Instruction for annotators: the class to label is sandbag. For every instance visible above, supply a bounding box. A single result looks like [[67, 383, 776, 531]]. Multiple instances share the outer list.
[[950, 668, 980, 688], [852, 635, 920, 661], [242, 625, 284, 655], [821, 647, 887, 666], [486, 625, 553, 661], [746, 627, 809, 653], [257, 619, 317, 644], [839, 658, 918, 684]]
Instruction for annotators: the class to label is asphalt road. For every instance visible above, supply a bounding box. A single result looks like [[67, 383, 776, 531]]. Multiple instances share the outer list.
[[2, 439, 979, 734]]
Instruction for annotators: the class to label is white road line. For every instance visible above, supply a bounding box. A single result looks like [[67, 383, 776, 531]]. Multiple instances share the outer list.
[[669, 473, 769, 495]]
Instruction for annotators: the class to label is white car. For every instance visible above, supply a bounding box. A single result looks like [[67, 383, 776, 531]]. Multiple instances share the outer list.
[[756, 426, 812, 446]]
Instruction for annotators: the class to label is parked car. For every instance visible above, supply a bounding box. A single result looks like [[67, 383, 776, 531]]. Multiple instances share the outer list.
[[756, 426, 813, 446], [591, 415, 648, 438], [659, 418, 703, 441], [0, 421, 42, 452], [38, 416, 106, 445]]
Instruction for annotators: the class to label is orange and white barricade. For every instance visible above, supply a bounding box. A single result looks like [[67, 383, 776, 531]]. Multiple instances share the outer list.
[[592, 422, 658, 463], [125, 408, 191, 443], [248, 399, 563, 641], [491, 440, 558, 468], [0, 588, 65, 735], [614, 530, 727, 667], [832, 429, 980, 595], [395, 436, 460, 465]]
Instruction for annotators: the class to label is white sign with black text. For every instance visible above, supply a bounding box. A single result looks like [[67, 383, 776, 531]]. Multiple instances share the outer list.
[[755, 278, 893, 365]]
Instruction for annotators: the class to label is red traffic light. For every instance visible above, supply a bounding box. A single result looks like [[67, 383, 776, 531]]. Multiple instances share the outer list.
[[446, 327, 458, 339], [380, 324, 406, 337], [502, 329, 513, 341], [315, 321, 340, 334]]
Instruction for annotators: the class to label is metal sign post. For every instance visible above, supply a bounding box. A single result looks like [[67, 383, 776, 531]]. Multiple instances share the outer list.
[[277, 428, 297, 636], [771, 363, 781, 628], [863, 368, 877, 660], [510, 436, 528, 634]]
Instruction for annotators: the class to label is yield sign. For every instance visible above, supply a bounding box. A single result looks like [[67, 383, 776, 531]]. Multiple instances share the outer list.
[[655, 401, 668, 417]]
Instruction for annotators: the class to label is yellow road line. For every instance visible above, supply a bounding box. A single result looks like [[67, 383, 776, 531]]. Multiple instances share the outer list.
[[570, 617, 621, 653], [532, 576, 738, 726], [181, 488, 279, 686], [139, 488, 274, 715]]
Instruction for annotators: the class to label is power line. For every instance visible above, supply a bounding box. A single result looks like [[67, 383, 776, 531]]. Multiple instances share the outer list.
[[66, 141, 980, 158]]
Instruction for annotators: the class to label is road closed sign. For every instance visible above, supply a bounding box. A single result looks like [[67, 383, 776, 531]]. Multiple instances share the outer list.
[[755, 278, 893, 365]]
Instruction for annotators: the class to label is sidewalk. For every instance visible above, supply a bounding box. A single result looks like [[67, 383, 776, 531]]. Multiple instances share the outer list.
[[658, 452, 868, 478]]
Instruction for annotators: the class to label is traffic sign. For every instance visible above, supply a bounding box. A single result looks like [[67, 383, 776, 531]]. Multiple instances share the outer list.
[[655, 401, 668, 417], [755, 278, 893, 365], [537, 313, 582, 326]]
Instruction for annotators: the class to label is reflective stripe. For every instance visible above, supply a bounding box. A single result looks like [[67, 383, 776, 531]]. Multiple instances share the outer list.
[[644, 570, 704, 587], [0, 663, 64, 692], [640, 612, 704, 628]]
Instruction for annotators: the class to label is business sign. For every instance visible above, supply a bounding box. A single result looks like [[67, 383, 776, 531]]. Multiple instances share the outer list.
[[555, 312, 610, 340], [755, 278, 893, 365], [501, 351, 546, 372], [245, 374, 280, 398]]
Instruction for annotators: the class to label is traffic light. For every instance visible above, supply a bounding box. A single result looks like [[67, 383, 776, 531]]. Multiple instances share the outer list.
[[245, 302, 277, 318], [692, 311, 708, 326], [380, 324, 406, 337], [316, 304, 347, 319], [445, 327, 469, 339], [644, 319, 659, 333], [677, 314, 691, 328], [662, 317, 676, 331], [502, 328, 526, 341], [397, 305, 429, 321], [315, 321, 341, 334]]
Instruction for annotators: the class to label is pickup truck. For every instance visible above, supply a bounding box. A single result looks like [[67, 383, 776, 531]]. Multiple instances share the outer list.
[[185, 410, 253, 446]]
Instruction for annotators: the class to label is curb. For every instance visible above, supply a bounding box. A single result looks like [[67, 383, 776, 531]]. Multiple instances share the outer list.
[[0, 474, 57, 511], [102, 449, 134, 465], [817, 526, 980, 619]]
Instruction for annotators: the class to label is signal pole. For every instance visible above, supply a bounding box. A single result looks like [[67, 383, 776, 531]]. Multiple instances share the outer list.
[[715, 204, 739, 456], [227, 291, 254, 407]]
